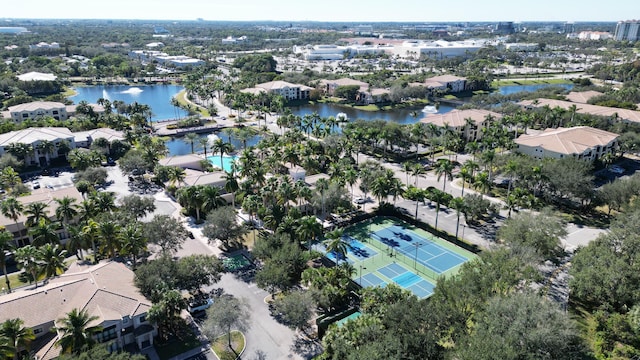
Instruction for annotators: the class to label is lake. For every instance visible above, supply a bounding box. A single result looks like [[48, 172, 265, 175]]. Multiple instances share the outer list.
[[70, 84, 188, 121], [497, 83, 574, 95], [290, 102, 455, 126]]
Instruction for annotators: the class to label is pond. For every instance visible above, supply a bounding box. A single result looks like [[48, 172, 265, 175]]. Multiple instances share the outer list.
[[497, 83, 574, 95], [289, 102, 455, 126], [70, 84, 188, 121]]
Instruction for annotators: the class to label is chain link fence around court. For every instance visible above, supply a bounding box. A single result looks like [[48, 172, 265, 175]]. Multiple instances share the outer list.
[[358, 232, 441, 284]]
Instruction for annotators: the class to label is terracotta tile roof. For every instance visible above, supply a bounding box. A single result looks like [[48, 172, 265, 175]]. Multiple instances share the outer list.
[[420, 109, 502, 128], [0, 186, 84, 227], [565, 91, 603, 104], [255, 80, 313, 91], [520, 98, 640, 123], [515, 126, 619, 155], [0, 261, 152, 329]]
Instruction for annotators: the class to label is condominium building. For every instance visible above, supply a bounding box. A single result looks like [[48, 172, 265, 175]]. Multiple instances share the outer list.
[[515, 126, 619, 162], [614, 20, 640, 41]]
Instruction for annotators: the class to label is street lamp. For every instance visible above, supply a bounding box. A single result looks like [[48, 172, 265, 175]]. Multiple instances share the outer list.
[[462, 224, 466, 240], [413, 243, 423, 269], [359, 265, 367, 286]]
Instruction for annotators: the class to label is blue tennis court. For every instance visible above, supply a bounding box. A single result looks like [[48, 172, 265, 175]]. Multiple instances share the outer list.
[[324, 235, 378, 264], [376, 263, 435, 298], [372, 225, 468, 274], [357, 272, 387, 287]]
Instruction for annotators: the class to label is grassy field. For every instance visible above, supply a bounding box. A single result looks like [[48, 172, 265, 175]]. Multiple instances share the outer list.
[[492, 78, 572, 87], [174, 90, 210, 117], [212, 331, 245, 360]]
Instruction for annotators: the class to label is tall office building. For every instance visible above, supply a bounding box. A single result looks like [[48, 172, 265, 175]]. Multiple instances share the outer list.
[[564, 22, 575, 34], [615, 20, 640, 41]]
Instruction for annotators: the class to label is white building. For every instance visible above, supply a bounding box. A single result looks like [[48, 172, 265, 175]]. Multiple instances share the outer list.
[[7, 101, 68, 122], [615, 20, 640, 41], [28, 42, 60, 50], [0, 127, 76, 167], [245, 81, 312, 100], [128, 50, 204, 68], [578, 31, 613, 41], [17, 72, 58, 82], [504, 43, 539, 52], [423, 75, 468, 93], [393, 39, 489, 58], [221, 36, 248, 44], [515, 126, 619, 162]]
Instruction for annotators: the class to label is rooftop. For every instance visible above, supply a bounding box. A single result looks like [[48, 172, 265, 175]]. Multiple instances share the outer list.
[[0, 127, 74, 147], [520, 98, 640, 123], [515, 126, 619, 155], [17, 72, 57, 82], [420, 109, 501, 128], [8, 101, 66, 113]]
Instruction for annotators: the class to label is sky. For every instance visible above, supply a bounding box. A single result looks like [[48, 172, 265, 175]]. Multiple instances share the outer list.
[[1, 0, 635, 23]]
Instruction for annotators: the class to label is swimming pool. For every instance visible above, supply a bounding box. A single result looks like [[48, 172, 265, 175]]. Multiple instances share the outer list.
[[207, 155, 237, 172]]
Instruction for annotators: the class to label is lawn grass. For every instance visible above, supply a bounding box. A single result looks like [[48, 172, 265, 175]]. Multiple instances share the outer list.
[[211, 331, 245, 360], [154, 329, 201, 360], [175, 90, 211, 117], [492, 78, 572, 87]]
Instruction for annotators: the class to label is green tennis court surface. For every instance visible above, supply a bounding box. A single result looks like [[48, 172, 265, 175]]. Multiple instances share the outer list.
[[345, 216, 476, 299]]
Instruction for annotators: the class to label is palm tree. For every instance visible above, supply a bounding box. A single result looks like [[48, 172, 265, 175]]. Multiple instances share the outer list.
[[14, 245, 40, 288], [119, 223, 147, 269], [479, 149, 496, 182], [200, 185, 226, 215], [211, 138, 234, 171], [96, 220, 121, 260], [54, 196, 78, 233], [89, 192, 116, 213], [198, 137, 210, 158], [502, 159, 519, 198], [24, 202, 49, 228], [29, 219, 60, 246], [473, 171, 492, 195], [167, 166, 186, 187], [458, 166, 472, 196], [297, 215, 322, 252], [0, 318, 35, 358], [315, 178, 330, 218], [55, 308, 102, 355], [66, 225, 88, 261], [37, 140, 56, 166], [449, 197, 466, 239], [404, 185, 426, 220], [184, 132, 199, 154], [0, 229, 14, 293], [223, 170, 239, 208], [81, 220, 99, 264], [5, 143, 33, 166], [342, 167, 359, 200], [1, 197, 23, 246], [37, 243, 67, 281], [434, 159, 454, 192], [323, 228, 349, 265]]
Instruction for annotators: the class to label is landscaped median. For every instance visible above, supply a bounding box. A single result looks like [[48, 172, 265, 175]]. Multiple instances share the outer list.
[[211, 330, 245, 360]]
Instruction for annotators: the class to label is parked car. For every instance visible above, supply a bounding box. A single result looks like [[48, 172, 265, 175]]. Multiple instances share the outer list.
[[187, 293, 214, 314], [32, 182, 40, 189]]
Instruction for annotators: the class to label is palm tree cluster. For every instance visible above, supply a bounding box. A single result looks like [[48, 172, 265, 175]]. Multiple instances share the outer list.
[[176, 185, 226, 223], [0, 190, 154, 292], [0, 318, 35, 359]]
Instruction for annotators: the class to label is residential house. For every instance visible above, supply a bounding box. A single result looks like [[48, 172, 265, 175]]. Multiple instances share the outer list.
[[317, 78, 389, 104], [423, 75, 467, 93], [179, 169, 233, 204], [0, 186, 83, 248], [7, 102, 68, 122], [0, 261, 156, 360], [420, 109, 502, 141], [565, 91, 603, 104], [244, 81, 312, 101], [0, 127, 76, 167], [514, 126, 619, 161], [520, 98, 640, 124], [158, 154, 207, 171], [73, 128, 125, 149]]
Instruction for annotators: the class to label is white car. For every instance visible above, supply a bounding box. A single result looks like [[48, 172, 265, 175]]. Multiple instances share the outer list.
[[188, 297, 214, 314], [353, 197, 366, 204]]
